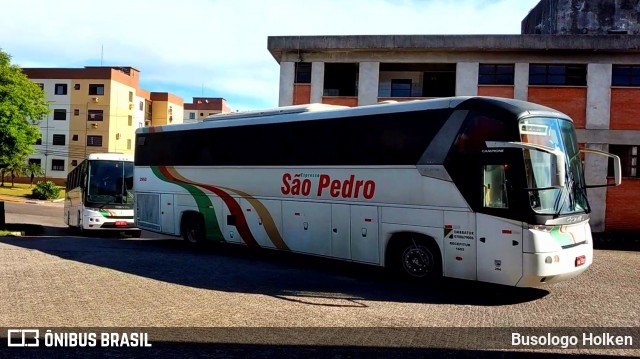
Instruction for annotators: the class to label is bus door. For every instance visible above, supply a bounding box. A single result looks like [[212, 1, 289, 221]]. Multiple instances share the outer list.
[[476, 148, 524, 286], [161, 193, 175, 234]]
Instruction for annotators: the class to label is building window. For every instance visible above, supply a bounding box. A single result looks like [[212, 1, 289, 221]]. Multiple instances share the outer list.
[[189, 112, 195, 120], [612, 65, 640, 87], [127, 139, 132, 150], [74, 84, 80, 90], [479, 64, 515, 85], [609, 145, 639, 178], [72, 134, 78, 141], [129, 91, 134, 102], [87, 110, 103, 121], [53, 109, 66, 121], [89, 84, 105, 95], [139, 101, 144, 111], [54, 83, 67, 95], [128, 115, 133, 126], [28, 158, 41, 166], [295, 62, 312, 84], [35, 137, 42, 145], [529, 64, 587, 86], [52, 134, 65, 146], [71, 160, 78, 166], [87, 135, 103, 147], [200, 112, 204, 116], [324, 63, 359, 96], [74, 109, 79, 116], [51, 159, 65, 171], [390, 79, 412, 97]]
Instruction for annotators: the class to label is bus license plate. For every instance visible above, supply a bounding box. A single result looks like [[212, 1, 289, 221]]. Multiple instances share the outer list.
[[575, 255, 586, 267], [115, 221, 127, 227]]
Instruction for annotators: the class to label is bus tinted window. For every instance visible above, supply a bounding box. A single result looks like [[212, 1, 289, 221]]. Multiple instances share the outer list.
[[136, 109, 453, 167]]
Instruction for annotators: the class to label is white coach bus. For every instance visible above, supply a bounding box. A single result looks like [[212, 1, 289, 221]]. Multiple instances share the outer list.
[[133, 97, 620, 287], [65, 153, 141, 237]]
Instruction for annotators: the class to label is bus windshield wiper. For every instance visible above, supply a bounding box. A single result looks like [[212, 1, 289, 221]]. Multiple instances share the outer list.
[[99, 195, 120, 209]]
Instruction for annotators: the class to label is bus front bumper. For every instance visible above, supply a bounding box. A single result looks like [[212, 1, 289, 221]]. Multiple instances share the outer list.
[[516, 242, 593, 287], [84, 215, 136, 230]]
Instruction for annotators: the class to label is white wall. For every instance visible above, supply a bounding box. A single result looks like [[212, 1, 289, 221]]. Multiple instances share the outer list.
[[30, 78, 71, 180]]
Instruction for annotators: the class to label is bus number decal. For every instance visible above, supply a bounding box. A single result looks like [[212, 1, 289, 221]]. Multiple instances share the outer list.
[[281, 173, 376, 199], [139, 177, 147, 182]]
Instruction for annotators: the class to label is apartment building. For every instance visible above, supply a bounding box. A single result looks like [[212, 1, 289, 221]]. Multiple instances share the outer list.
[[183, 97, 232, 123], [22, 66, 183, 185], [267, 33, 640, 232]]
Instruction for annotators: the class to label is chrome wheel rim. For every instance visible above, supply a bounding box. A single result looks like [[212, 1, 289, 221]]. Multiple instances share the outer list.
[[402, 245, 433, 277]]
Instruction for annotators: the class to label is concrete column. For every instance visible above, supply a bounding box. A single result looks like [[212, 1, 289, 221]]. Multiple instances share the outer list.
[[358, 62, 380, 106], [586, 63, 612, 129], [455, 62, 478, 96], [585, 143, 609, 233], [310, 62, 325, 103], [278, 62, 295, 107], [514, 63, 529, 101]]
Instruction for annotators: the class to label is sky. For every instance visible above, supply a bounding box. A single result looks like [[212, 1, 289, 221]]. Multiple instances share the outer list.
[[1, 0, 541, 111]]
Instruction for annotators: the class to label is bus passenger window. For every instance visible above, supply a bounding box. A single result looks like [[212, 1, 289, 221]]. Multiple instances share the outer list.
[[483, 164, 508, 209]]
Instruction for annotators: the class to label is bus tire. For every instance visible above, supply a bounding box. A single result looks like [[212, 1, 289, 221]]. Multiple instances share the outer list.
[[130, 230, 142, 238], [388, 235, 442, 281], [181, 212, 205, 246]]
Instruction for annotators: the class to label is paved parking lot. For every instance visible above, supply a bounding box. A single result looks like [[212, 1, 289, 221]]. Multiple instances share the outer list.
[[0, 201, 638, 357]]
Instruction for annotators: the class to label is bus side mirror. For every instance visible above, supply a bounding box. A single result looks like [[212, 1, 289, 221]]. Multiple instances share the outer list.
[[580, 148, 622, 188], [486, 141, 565, 189]]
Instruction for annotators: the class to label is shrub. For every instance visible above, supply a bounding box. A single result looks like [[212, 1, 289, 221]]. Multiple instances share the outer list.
[[31, 181, 61, 200]]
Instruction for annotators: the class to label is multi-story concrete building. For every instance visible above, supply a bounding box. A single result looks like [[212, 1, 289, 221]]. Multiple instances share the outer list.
[[22, 66, 183, 185], [183, 97, 231, 123], [267, 32, 640, 232]]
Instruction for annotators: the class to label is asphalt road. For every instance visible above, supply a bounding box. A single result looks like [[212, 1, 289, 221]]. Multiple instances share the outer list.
[[0, 201, 638, 358]]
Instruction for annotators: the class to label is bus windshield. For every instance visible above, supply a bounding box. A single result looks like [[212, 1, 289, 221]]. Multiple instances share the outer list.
[[87, 160, 134, 205], [520, 117, 589, 216]]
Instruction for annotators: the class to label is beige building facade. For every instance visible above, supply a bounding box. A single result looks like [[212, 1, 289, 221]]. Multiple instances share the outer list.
[[23, 66, 183, 185]]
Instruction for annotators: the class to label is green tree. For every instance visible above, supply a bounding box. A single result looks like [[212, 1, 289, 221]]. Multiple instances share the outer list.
[[0, 49, 49, 178], [25, 161, 44, 187], [6, 159, 25, 187]]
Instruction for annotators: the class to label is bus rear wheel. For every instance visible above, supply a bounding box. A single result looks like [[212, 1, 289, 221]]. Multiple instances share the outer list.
[[181, 213, 205, 245], [389, 236, 442, 281]]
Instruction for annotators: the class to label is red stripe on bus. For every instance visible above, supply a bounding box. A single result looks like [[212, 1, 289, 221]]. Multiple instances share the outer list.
[[158, 166, 259, 248]]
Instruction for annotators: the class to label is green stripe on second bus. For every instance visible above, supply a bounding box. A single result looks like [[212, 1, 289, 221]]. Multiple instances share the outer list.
[[150, 166, 224, 242], [549, 226, 576, 247]]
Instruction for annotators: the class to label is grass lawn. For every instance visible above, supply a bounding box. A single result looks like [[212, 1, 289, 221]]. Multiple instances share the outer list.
[[0, 182, 65, 200]]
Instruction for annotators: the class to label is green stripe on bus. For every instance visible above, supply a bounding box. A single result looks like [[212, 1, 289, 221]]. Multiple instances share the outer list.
[[549, 226, 575, 247], [150, 166, 224, 242]]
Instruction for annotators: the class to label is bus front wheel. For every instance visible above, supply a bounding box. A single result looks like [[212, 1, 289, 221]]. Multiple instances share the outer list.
[[181, 213, 205, 245], [389, 236, 442, 281]]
